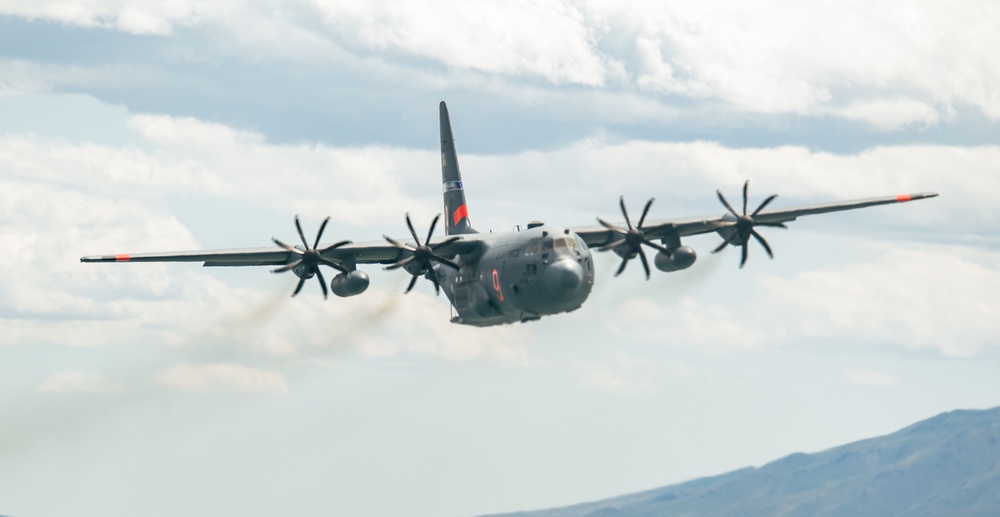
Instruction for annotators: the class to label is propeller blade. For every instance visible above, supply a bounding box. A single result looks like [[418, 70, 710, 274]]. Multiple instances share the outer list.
[[638, 248, 651, 280], [713, 183, 784, 268], [292, 276, 307, 297], [637, 198, 654, 229], [313, 217, 330, 249], [430, 273, 441, 296], [274, 238, 305, 255], [404, 274, 419, 294], [641, 238, 672, 255], [751, 230, 774, 259], [716, 190, 739, 217], [272, 258, 303, 273], [295, 215, 310, 249], [385, 255, 416, 271], [598, 238, 627, 252], [614, 257, 630, 277], [597, 217, 628, 235], [383, 235, 414, 252], [275, 215, 350, 298], [751, 194, 778, 217], [321, 240, 351, 253], [430, 256, 461, 270], [619, 196, 633, 230], [316, 268, 328, 299], [320, 258, 348, 274], [430, 235, 461, 251], [390, 213, 465, 292], [426, 214, 440, 245], [405, 213, 421, 246], [742, 180, 749, 215], [712, 232, 738, 253]]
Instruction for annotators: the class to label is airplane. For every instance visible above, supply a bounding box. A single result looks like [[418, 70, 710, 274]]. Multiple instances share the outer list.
[[81, 102, 938, 327]]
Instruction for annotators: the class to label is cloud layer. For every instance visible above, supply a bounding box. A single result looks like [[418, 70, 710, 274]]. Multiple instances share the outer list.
[[2, 1, 998, 133]]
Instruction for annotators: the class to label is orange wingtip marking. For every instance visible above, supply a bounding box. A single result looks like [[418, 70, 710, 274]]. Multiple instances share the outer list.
[[896, 194, 912, 202], [453, 204, 469, 225], [115, 254, 131, 262]]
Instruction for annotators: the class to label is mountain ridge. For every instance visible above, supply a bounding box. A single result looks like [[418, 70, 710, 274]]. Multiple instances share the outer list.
[[481, 407, 1000, 517]]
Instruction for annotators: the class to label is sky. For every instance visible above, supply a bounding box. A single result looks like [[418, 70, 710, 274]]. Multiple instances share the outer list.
[[0, 1, 998, 516]]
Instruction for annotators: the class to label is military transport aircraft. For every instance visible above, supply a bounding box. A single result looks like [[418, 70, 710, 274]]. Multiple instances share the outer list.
[[81, 102, 938, 327]]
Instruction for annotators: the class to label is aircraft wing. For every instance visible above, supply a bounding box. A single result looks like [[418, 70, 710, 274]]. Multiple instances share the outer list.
[[80, 237, 481, 268], [572, 192, 939, 247]]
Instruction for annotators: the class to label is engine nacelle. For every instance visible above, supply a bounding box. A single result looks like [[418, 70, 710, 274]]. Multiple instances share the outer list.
[[330, 270, 370, 297], [292, 264, 315, 279], [654, 246, 697, 272]]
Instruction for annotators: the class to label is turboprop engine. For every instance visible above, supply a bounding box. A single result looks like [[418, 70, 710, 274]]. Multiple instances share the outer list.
[[331, 270, 370, 297], [654, 246, 696, 272]]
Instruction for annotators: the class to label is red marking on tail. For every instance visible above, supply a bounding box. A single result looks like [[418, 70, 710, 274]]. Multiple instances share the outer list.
[[115, 254, 131, 262], [896, 194, 912, 202], [453, 204, 469, 225]]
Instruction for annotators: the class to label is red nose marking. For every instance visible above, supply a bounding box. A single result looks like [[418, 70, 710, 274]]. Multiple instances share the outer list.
[[895, 194, 912, 202], [453, 204, 469, 225]]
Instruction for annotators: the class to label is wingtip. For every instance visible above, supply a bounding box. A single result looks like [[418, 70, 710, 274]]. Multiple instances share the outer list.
[[897, 192, 939, 202], [80, 255, 130, 263]]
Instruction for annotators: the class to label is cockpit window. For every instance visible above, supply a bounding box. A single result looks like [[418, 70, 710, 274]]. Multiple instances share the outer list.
[[553, 237, 571, 249], [525, 238, 555, 255]]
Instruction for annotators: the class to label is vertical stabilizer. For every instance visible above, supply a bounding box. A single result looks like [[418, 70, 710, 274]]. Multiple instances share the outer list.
[[440, 101, 476, 235]]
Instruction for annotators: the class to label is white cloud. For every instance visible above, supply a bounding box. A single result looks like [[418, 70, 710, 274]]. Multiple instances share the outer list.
[[759, 246, 1000, 357], [607, 297, 767, 353], [312, 0, 616, 86], [155, 363, 288, 394], [834, 98, 942, 132], [470, 139, 1000, 239], [601, 243, 1000, 358], [0, 0, 247, 35], [0, 116, 542, 366], [4, 1, 999, 127], [590, 1, 1000, 122], [845, 369, 896, 387], [1, 109, 994, 366], [0, 117, 431, 229], [37, 372, 123, 394]]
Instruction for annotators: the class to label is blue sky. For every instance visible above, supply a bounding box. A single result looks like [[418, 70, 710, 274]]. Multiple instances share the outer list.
[[1, 1, 999, 516]]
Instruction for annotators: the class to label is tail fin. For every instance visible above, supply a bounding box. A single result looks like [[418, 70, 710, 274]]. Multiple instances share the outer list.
[[440, 101, 476, 235]]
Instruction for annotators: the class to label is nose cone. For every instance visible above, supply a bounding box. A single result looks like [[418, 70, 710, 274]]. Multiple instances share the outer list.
[[544, 259, 584, 301]]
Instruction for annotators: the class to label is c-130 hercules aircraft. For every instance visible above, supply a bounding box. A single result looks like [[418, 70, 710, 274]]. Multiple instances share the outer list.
[[82, 102, 937, 327]]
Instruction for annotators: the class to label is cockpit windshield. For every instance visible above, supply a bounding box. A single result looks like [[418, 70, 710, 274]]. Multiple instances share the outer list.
[[552, 236, 573, 249]]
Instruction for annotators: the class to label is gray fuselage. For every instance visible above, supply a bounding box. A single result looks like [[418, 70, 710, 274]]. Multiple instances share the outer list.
[[432, 225, 595, 326]]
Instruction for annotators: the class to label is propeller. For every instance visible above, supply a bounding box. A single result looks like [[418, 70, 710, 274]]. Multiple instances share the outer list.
[[712, 180, 788, 268], [596, 196, 673, 280], [272, 216, 351, 298], [384, 213, 461, 294]]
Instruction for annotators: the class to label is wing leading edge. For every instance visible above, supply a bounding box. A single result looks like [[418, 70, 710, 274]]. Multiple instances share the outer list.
[[81, 238, 479, 268], [82, 192, 937, 266], [571, 191, 939, 248]]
